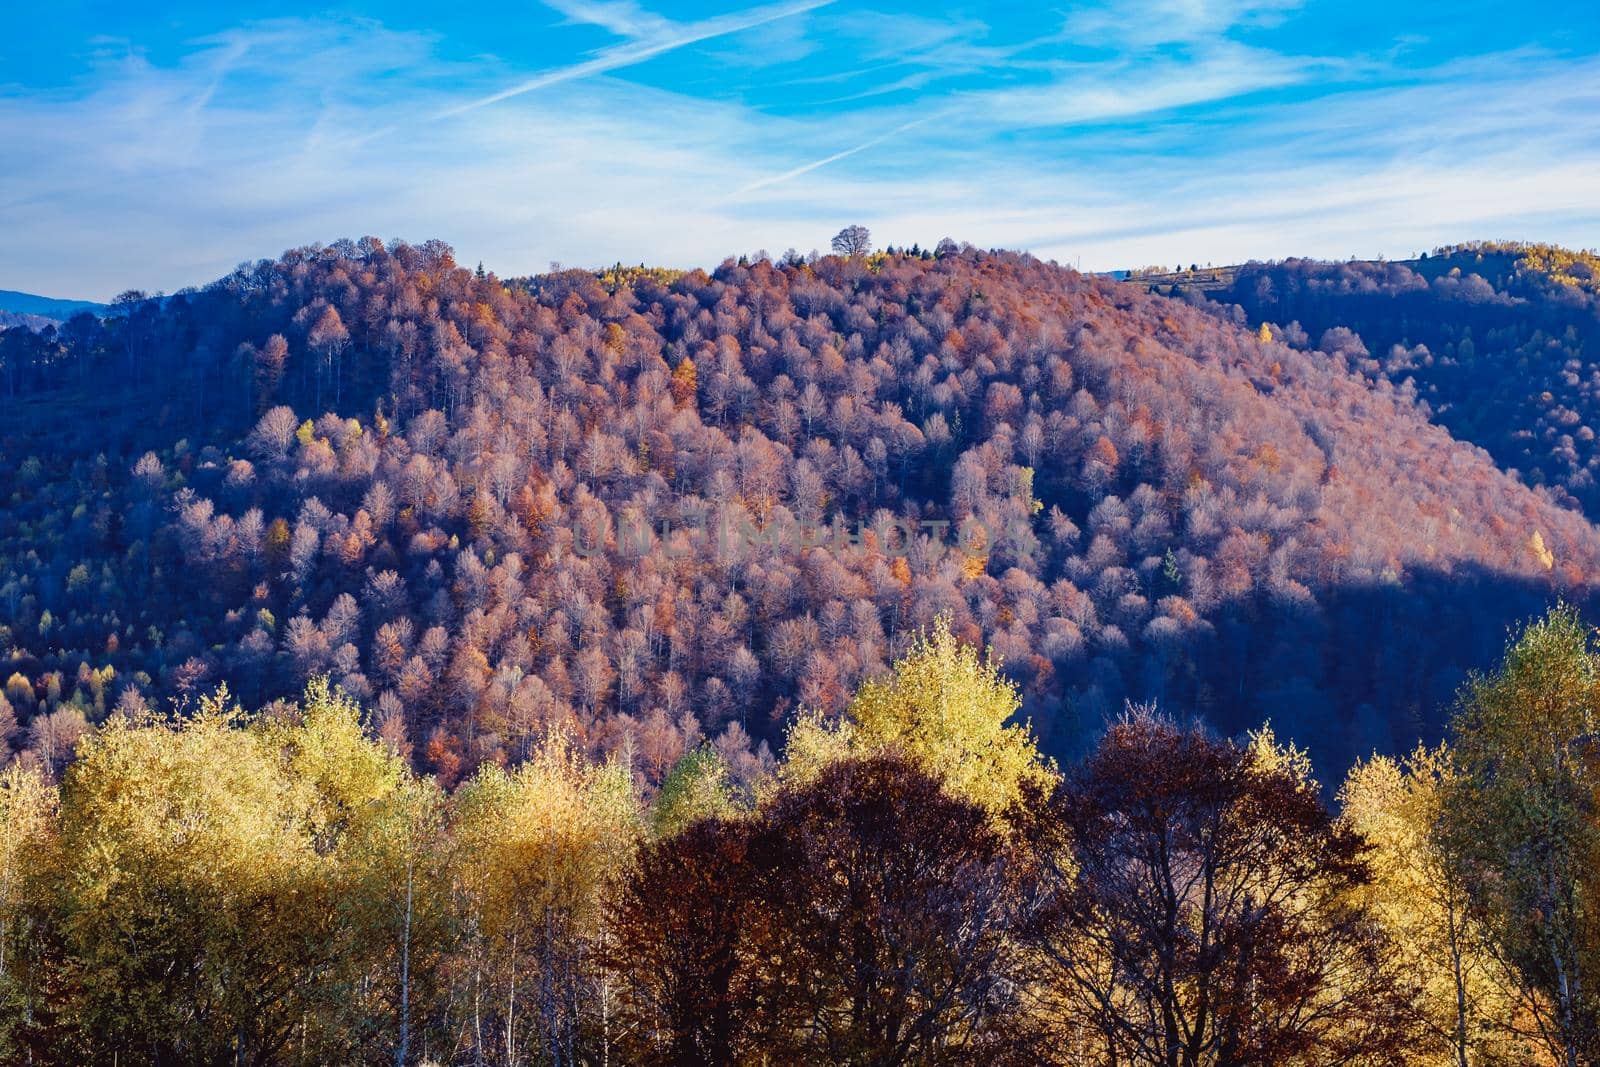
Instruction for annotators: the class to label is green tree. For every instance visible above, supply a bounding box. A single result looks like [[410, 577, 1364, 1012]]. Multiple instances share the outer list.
[[653, 746, 737, 838], [1442, 605, 1600, 1067]]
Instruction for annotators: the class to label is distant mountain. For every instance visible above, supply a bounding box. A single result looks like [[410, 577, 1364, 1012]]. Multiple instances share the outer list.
[[0, 288, 106, 319], [0, 310, 57, 332]]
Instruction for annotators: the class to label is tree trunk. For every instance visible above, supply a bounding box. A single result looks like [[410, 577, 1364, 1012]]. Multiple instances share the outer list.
[[396, 854, 414, 1067]]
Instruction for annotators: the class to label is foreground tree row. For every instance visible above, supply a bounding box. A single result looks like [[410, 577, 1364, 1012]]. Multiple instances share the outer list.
[[3, 611, 1599, 1065]]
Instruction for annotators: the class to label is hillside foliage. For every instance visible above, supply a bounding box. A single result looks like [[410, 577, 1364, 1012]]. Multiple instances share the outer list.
[[1, 240, 1597, 788], [1213, 243, 1600, 517]]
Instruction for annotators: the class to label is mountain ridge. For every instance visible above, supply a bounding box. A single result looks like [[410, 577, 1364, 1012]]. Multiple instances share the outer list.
[[0, 288, 107, 320]]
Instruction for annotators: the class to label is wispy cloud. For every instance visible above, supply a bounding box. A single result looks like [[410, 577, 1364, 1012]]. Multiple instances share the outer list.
[[435, 0, 833, 119], [953, 42, 1319, 130], [540, 0, 674, 40], [1062, 0, 1307, 48], [0, 3, 1596, 298]]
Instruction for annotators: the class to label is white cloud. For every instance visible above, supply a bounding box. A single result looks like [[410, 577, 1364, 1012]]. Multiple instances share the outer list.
[[435, 0, 833, 118], [952, 42, 1319, 130], [1063, 0, 1307, 49], [0, 11, 1595, 299], [540, 0, 675, 40]]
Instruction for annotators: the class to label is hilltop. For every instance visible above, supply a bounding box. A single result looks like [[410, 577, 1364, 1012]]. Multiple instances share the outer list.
[[0, 288, 106, 321]]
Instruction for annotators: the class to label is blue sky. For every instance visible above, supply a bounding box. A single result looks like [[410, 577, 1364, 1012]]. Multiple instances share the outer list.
[[2, 0, 1597, 298]]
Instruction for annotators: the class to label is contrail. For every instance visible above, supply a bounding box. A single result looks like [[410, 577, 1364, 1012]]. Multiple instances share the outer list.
[[435, 0, 834, 120], [728, 116, 935, 197]]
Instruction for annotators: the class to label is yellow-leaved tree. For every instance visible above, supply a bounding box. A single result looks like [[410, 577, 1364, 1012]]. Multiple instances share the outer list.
[[255, 678, 452, 1067], [55, 690, 310, 1061], [778, 615, 1057, 819], [449, 732, 641, 1063], [0, 763, 57, 1059], [1340, 744, 1533, 1066], [44, 680, 442, 1064]]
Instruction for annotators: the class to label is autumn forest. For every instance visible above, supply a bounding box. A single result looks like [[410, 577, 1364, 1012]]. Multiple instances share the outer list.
[[4, 236, 1600, 1064]]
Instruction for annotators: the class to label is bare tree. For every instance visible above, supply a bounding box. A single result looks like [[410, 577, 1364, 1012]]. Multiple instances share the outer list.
[[1023, 710, 1420, 1065], [831, 225, 872, 258]]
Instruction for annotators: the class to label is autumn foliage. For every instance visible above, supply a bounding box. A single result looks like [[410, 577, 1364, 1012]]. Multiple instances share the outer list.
[[5, 234, 1600, 1062], [2, 240, 1596, 789], [0, 611, 1597, 1062]]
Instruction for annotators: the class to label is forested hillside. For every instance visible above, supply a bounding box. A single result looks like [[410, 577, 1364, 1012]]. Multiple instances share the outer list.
[[1, 239, 1596, 785], [1213, 243, 1600, 515]]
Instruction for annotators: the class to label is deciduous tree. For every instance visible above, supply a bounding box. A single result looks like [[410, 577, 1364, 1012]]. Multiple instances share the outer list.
[[1025, 710, 1418, 1065], [1441, 605, 1600, 1067]]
